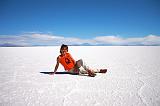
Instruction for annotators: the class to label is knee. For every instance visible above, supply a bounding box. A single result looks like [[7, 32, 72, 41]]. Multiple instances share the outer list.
[[76, 59, 83, 67]]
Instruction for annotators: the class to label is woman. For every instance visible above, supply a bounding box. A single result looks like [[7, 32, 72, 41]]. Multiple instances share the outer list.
[[51, 44, 107, 77]]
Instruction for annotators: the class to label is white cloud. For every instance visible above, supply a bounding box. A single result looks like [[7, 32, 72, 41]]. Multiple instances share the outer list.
[[94, 36, 124, 45], [0, 33, 160, 46], [0, 35, 30, 46], [142, 35, 160, 45], [93, 34, 160, 45]]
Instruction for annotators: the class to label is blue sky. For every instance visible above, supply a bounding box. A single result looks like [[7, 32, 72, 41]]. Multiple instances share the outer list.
[[0, 0, 160, 46]]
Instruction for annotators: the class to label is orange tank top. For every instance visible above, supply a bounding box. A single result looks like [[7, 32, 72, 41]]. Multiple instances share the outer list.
[[59, 53, 75, 71]]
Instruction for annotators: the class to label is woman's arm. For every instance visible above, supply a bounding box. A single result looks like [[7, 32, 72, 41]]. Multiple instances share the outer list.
[[51, 56, 60, 75]]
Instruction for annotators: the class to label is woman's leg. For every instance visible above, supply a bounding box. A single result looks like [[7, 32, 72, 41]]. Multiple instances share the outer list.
[[78, 59, 101, 72], [76, 59, 88, 74], [76, 59, 96, 77]]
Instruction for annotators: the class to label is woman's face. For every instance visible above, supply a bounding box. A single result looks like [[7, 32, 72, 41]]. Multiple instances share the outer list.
[[61, 47, 68, 55]]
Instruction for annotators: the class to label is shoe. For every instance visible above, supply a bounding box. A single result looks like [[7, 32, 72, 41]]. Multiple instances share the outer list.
[[88, 70, 96, 77], [99, 69, 107, 73]]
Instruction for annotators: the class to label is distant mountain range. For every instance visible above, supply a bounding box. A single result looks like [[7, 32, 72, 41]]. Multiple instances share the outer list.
[[0, 43, 25, 47], [0, 43, 159, 47]]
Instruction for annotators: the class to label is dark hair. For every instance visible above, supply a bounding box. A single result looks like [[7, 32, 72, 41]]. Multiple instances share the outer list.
[[60, 44, 68, 53]]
